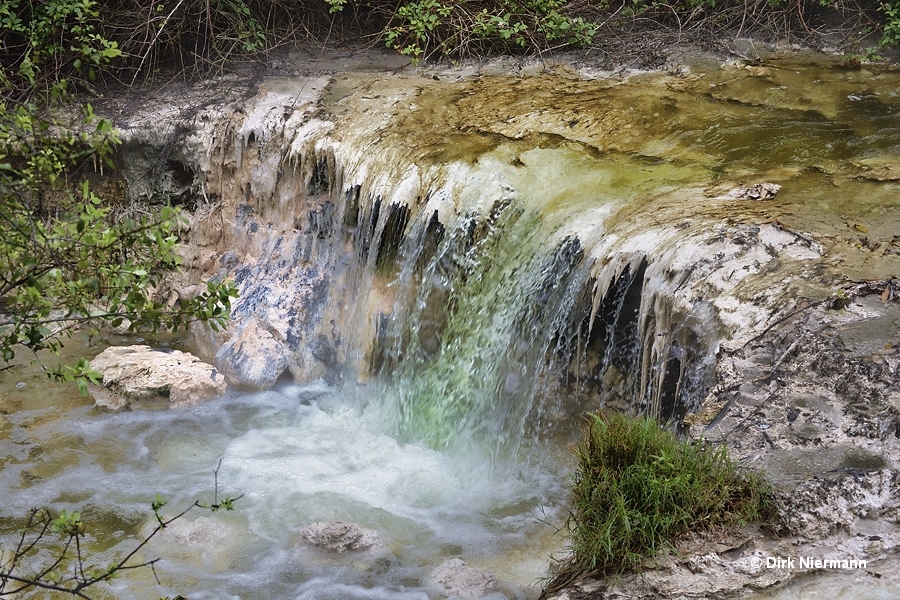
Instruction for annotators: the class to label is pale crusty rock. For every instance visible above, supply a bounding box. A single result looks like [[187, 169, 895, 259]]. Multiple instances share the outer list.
[[146, 515, 243, 573], [428, 558, 496, 599], [161, 515, 230, 548], [726, 181, 781, 200], [90, 345, 226, 410], [297, 521, 380, 553]]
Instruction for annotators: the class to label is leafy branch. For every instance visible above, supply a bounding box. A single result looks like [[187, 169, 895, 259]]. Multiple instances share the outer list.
[[1, 39, 238, 387], [0, 466, 242, 599]]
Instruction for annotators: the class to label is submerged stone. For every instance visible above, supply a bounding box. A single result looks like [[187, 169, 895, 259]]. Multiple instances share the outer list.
[[428, 558, 496, 599], [148, 515, 243, 572]]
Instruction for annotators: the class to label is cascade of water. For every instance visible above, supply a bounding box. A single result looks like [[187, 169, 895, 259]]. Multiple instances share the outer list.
[[180, 69, 877, 469], [278, 143, 722, 456], [8, 59, 899, 600], [184, 85, 723, 456]]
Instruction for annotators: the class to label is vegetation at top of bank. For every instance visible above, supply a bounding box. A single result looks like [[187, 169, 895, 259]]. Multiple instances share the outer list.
[[545, 412, 775, 593], [0, 0, 898, 93]]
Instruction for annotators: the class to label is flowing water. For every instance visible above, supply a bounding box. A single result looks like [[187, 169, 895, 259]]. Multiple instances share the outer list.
[[2, 51, 900, 599], [0, 345, 570, 599]]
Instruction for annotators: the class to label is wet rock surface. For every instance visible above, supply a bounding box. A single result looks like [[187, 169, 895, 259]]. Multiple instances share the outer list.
[[725, 182, 782, 200], [297, 521, 380, 553], [549, 284, 900, 599], [149, 515, 244, 572], [707, 287, 900, 547], [90, 345, 227, 410], [214, 318, 290, 390], [428, 557, 497, 599]]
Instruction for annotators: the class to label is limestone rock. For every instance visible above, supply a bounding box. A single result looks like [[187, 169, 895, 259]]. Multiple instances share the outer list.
[[428, 558, 496, 599], [162, 515, 231, 548], [214, 319, 289, 390], [297, 521, 380, 553], [147, 515, 242, 572], [90, 345, 226, 410], [726, 181, 781, 200]]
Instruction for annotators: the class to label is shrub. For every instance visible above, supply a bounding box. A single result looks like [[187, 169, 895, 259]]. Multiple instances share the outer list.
[[0, 0, 238, 388], [882, 0, 900, 48], [382, 0, 598, 61], [549, 412, 774, 590]]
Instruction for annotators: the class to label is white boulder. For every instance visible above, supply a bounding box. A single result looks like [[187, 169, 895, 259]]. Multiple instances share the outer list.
[[90, 345, 227, 410]]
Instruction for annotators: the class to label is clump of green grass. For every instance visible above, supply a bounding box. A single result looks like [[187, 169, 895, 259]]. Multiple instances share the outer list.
[[548, 412, 774, 591]]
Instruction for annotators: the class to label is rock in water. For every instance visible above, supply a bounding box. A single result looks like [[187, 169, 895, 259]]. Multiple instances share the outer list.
[[297, 521, 380, 553], [214, 319, 289, 390], [726, 182, 781, 200], [428, 558, 496, 599], [90, 345, 227, 410]]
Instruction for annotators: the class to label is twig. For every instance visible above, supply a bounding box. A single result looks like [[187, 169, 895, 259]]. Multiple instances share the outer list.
[[738, 299, 824, 355], [753, 338, 801, 383], [131, 0, 189, 87]]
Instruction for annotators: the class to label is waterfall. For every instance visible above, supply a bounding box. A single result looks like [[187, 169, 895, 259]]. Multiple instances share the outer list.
[[8, 58, 886, 600], [156, 77, 732, 457]]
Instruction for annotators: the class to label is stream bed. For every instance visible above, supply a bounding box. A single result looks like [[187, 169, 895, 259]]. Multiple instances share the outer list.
[[0, 345, 572, 599]]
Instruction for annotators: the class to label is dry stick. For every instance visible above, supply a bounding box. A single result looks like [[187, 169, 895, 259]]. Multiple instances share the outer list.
[[703, 383, 743, 434], [667, 2, 684, 45], [753, 338, 801, 384], [737, 0, 749, 38], [131, 0, 188, 86], [706, 338, 796, 436], [714, 328, 810, 439], [130, 3, 157, 80], [719, 389, 779, 441], [737, 298, 824, 356], [708, 302, 821, 434]]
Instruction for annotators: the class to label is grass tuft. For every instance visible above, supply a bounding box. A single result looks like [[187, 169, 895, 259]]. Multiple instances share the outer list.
[[547, 412, 775, 592]]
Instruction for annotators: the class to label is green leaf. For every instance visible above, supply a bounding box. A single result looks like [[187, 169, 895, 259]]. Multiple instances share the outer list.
[[152, 494, 167, 511]]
